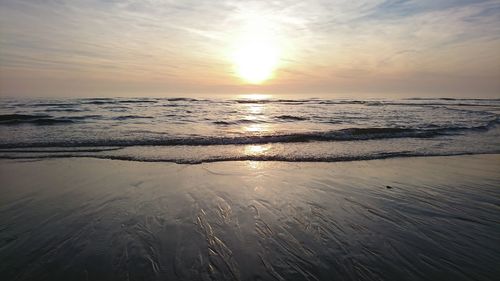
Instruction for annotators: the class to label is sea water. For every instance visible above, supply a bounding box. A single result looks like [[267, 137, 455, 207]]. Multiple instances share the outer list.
[[1, 96, 499, 163]]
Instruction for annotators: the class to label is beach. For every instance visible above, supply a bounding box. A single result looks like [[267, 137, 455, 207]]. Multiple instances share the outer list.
[[1, 154, 499, 281]]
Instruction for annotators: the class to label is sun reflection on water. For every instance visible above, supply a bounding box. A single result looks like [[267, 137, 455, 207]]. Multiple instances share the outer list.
[[244, 124, 269, 133], [244, 145, 271, 170], [238, 93, 276, 146], [245, 144, 269, 154], [247, 104, 264, 114]]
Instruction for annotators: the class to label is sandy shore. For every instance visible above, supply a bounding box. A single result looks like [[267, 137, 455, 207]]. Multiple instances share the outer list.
[[1, 155, 499, 281]]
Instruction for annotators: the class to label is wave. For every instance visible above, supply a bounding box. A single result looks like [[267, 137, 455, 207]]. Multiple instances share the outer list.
[[43, 108, 85, 112], [116, 100, 157, 104], [1, 120, 497, 148], [0, 114, 75, 125], [1, 150, 498, 164], [0, 114, 106, 125], [26, 102, 79, 107], [113, 115, 154, 120], [233, 99, 314, 104], [212, 121, 233, 125], [275, 115, 309, 121], [166, 97, 202, 102], [213, 119, 267, 125], [0, 147, 122, 153], [80, 98, 158, 105], [6, 98, 499, 111], [79, 98, 116, 105], [228, 98, 500, 108]]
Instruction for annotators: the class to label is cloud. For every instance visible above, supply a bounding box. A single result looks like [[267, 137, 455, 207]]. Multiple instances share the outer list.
[[0, 0, 499, 97]]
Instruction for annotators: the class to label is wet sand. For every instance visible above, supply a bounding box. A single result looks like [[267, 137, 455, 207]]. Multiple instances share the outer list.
[[0, 155, 499, 281]]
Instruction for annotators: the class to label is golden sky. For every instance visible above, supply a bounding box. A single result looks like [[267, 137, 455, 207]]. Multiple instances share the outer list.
[[1, 0, 499, 97]]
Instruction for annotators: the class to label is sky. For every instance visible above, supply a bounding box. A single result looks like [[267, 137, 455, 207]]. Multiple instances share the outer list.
[[1, 0, 499, 98]]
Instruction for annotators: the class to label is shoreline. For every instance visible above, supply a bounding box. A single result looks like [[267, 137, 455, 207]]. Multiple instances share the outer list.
[[1, 151, 500, 165]]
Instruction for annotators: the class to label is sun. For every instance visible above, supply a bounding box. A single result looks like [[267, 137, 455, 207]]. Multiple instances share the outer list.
[[233, 40, 279, 84], [230, 15, 281, 84]]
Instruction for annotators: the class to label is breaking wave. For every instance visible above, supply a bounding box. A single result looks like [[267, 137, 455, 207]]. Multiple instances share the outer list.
[[0, 120, 498, 148]]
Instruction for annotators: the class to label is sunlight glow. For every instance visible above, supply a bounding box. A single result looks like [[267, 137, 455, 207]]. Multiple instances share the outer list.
[[233, 42, 278, 84], [239, 93, 272, 100], [244, 124, 268, 133], [231, 14, 281, 84]]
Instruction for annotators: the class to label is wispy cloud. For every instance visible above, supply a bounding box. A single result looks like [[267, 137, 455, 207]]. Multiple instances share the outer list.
[[1, 0, 499, 96]]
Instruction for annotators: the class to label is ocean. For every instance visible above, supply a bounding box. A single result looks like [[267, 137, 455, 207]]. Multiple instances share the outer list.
[[1, 96, 499, 163]]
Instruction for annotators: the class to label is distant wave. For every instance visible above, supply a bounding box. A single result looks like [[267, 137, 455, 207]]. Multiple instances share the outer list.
[[165, 97, 202, 102], [275, 115, 309, 121], [0, 113, 162, 124], [0, 147, 122, 153], [43, 108, 85, 112], [80, 98, 158, 105], [228, 98, 500, 108], [116, 100, 157, 104], [0, 114, 110, 125], [212, 119, 265, 125], [0, 114, 75, 125], [1, 120, 497, 148], [27, 102, 79, 107], [81, 97, 207, 105], [4, 97, 499, 109], [113, 115, 154, 120], [233, 99, 314, 104]]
